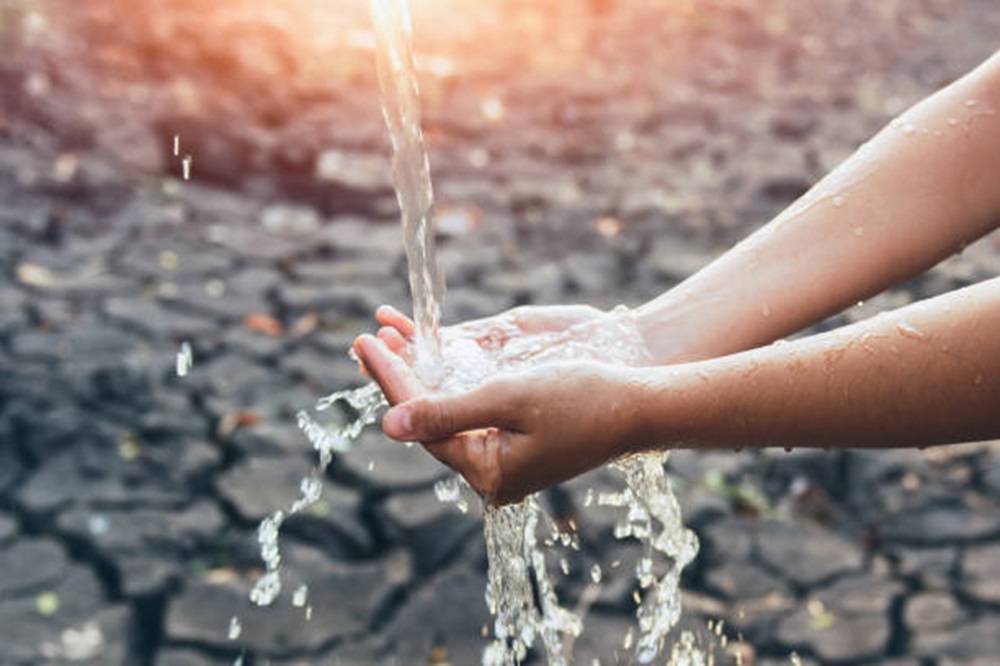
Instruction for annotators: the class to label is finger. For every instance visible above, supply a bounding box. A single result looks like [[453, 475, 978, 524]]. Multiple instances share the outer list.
[[352, 334, 425, 405], [375, 305, 415, 337], [382, 382, 517, 442], [377, 326, 412, 358]]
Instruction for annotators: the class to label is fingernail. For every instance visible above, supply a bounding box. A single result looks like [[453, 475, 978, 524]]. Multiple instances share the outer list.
[[385, 407, 412, 438]]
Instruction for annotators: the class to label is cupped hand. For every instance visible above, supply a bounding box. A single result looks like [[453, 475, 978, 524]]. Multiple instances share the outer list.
[[372, 303, 605, 357], [353, 333, 643, 505], [371, 303, 653, 370]]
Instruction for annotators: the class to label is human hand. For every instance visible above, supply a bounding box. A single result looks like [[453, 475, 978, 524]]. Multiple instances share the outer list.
[[352, 334, 642, 505], [370, 303, 652, 370]]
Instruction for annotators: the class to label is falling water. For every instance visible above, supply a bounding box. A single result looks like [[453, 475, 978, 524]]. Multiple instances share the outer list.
[[369, 0, 444, 384]]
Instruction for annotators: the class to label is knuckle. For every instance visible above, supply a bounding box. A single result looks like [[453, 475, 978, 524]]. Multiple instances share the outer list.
[[427, 399, 453, 437]]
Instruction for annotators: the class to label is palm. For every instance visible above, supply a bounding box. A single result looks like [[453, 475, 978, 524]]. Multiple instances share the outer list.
[[372, 303, 648, 368]]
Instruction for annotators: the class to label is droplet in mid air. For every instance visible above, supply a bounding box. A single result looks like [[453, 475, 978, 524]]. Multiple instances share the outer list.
[[228, 616, 242, 640], [292, 584, 309, 608], [176, 341, 193, 377]]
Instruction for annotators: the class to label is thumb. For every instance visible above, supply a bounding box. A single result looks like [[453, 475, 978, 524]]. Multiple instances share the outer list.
[[383, 386, 513, 442]]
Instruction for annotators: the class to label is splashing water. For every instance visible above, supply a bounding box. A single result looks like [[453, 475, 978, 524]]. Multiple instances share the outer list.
[[246, 0, 699, 662], [248, 383, 386, 607]]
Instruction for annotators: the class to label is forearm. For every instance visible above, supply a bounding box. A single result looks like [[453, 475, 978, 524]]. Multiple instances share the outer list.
[[632, 276, 1000, 451], [637, 50, 1000, 364]]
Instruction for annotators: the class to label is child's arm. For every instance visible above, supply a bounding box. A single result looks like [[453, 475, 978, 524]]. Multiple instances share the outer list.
[[637, 50, 1000, 363], [374, 51, 1000, 368], [357, 276, 1000, 504]]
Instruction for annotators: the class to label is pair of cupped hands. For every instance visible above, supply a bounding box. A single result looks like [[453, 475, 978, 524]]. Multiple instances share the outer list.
[[352, 304, 652, 505]]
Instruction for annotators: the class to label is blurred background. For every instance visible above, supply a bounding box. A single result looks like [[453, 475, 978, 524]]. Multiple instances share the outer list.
[[1, 0, 998, 664]]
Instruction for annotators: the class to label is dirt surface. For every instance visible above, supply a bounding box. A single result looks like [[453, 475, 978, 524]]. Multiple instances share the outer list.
[[1, 0, 998, 664]]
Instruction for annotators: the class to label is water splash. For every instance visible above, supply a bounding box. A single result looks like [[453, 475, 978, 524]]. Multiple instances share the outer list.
[[247, 384, 386, 609], [363, 0, 699, 658], [244, 0, 700, 660]]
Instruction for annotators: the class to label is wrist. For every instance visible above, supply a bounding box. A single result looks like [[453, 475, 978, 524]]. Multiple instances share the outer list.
[[619, 365, 696, 454], [634, 290, 726, 364]]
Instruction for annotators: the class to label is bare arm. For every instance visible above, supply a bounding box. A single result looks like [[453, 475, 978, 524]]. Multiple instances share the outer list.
[[638, 50, 1000, 363], [358, 276, 1000, 503], [634, 276, 1000, 452]]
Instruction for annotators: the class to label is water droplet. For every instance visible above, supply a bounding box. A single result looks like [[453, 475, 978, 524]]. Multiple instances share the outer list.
[[175, 342, 193, 377], [172, 134, 180, 156], [250, 571, 281, 606], [181, 155, 192, 180], [947, 117, 959, 127], [292, 584, 309, 607], [434, 476, 461, 502], [896, 322, 928, 341], [560, 558, 570, 575], [305, 604, 313, 621], [228, 616, 242, 640], [590, 564, 602, 583], [966, 99, 978, 108], [902, 123, 917, 136], [367, 460, 375, 472], [831, 195, 845, 208]]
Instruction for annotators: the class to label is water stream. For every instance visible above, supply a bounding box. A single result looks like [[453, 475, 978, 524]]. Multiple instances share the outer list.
[[369, 0, 445, 384]]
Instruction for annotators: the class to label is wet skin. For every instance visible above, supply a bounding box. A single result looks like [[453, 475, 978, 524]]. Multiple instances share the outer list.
[[355, 51, 1000, 505]]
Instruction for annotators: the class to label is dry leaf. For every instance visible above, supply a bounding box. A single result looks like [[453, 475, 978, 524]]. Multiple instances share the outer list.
[[216, 410, 261, 439], [243, 312, 284, 337]]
